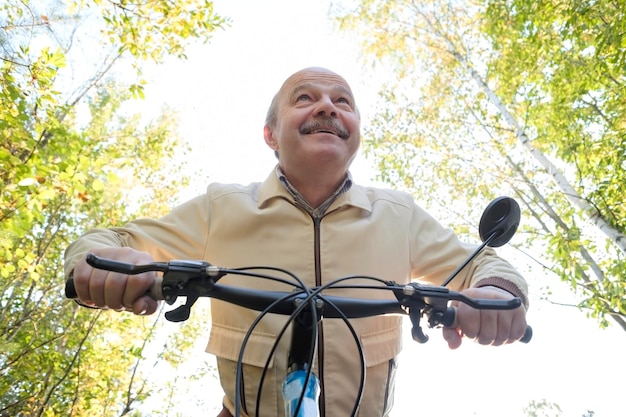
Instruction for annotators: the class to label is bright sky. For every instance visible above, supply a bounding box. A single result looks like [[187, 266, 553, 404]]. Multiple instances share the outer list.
[[137, 1, 624, 416]]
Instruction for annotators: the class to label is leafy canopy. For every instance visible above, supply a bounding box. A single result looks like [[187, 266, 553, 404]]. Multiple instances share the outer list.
[[1, 0, 227, 415]]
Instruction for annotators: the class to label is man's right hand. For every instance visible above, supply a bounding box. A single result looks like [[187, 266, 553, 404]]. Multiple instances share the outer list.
[[71, 247, 159, 315]]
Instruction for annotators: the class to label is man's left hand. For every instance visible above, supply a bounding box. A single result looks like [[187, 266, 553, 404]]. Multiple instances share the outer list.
[[442, 286, 527, 349]]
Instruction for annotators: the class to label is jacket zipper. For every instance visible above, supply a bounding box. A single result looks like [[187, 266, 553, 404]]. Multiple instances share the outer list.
[[382, 358, 396, 416], [287, 189, 335, 417], [312, 216, 325, 417]]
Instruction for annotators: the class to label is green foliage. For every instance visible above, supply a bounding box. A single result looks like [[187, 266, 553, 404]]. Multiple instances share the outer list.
[[86, 0, 228, 63], [522, 399, 595, 417], [523, 399, 562, 417], [332, 0, 626, 328], [1, 0, 225, 415], [482, 0, 626, 326], [484, 0, 625, 238]]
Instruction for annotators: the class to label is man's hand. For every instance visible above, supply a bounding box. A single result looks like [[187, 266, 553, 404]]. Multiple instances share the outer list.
[[442, 286, 527, 349], [71, 247, 159, 315]]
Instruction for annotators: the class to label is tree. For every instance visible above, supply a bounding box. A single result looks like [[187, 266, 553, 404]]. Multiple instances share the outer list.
[[1, 0, 227, 415], [332, 0, 625, 329], [522, 399, 594, 417], [523, 399, 562, 417]]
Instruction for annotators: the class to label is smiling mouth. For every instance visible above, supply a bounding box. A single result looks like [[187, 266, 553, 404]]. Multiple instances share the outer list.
[[312, 129, 337, 135], [300, 120, 349, 139]]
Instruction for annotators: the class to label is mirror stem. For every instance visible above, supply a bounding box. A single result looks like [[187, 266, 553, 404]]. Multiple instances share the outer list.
[[441, 231, 497, 287]]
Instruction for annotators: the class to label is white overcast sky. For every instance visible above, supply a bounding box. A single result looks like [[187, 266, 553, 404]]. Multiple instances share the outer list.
[[142, 0, 385, 199]]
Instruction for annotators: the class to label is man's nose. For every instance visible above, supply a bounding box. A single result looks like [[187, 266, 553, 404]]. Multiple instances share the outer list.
[[314, 96, 337, 117]]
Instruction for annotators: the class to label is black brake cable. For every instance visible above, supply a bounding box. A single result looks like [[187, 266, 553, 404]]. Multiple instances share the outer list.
[[227, 267, 312, 417], [225, 266, 308, 290], [235, 292, 295, 416], [255, 291, 319, 417], [230, 269, 404, 417], [269, 275, 402, 417], [313, 275, 400, 417]]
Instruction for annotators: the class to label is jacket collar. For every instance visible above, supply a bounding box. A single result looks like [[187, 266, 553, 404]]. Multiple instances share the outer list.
[[257, 166, 372, 213]]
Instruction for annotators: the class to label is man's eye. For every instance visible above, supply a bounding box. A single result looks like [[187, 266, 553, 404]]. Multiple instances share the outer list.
[[297, 94, 310, 102], [337, 97, 351, 105]]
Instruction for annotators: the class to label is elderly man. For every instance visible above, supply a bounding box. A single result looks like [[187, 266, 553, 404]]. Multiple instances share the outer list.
[[65, 67, 528, 417]]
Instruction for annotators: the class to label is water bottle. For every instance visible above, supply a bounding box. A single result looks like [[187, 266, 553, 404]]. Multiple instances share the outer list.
[[282, 369, 320, 417]]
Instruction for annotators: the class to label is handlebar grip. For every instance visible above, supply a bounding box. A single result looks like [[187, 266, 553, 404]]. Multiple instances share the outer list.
[[64, 275, 164, 303], [519, 326, 533, 343], [65, 277, 78, 299]]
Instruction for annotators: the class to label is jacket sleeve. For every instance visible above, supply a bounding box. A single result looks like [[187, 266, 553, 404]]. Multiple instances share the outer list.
[[64, 192, 210, 278], [407, 201, 529, 308]]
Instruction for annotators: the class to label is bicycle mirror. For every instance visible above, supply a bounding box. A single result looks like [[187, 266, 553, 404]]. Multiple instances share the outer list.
[[478, 197, 520, 248]]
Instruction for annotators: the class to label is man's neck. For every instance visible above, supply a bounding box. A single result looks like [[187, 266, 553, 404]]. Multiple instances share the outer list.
[[279, 166, 348, 209]]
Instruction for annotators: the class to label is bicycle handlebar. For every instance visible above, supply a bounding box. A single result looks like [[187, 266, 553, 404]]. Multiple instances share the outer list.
[[65, 254, 532, 343]]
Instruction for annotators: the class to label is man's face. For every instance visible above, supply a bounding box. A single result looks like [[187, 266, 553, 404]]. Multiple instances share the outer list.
[[264, 68, 361, 177]]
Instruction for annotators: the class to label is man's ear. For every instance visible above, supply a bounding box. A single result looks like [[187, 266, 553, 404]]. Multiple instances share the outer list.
[[263, 125, 278, 150]]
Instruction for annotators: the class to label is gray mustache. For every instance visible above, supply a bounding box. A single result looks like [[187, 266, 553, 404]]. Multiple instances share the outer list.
[[300, 119, 349, 139]]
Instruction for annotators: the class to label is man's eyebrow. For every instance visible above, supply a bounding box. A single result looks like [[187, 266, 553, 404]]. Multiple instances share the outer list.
[[290, 83, 315, 100], [290, 83, 354, 101]]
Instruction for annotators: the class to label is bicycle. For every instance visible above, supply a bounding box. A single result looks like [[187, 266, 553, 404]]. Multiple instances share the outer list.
[[66, 196, 532, 417]]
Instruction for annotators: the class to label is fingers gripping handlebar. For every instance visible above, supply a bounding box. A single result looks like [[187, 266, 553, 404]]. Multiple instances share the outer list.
[[65, 254, 532, 343], [393, 283, 531, 343]]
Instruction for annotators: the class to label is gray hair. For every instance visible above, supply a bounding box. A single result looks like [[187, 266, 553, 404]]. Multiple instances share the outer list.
[[265, 93, 280, 128]]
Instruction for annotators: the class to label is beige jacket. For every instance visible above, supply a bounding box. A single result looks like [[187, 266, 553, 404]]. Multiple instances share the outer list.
[[65, 169, 527, 417]]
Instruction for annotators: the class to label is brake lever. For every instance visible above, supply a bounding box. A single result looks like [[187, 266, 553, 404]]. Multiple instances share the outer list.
[[400, 282, 522, 310], [86, 253, 169, 274], [86, 254, 226, 322], [390, 283, 432, 343], [160, 260, 226, 322]]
